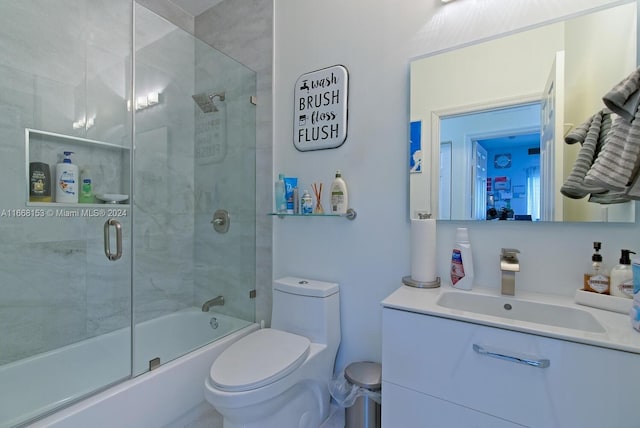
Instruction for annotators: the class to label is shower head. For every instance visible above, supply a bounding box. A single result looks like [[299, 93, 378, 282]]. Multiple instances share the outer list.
[[192, 91, 226, 113]]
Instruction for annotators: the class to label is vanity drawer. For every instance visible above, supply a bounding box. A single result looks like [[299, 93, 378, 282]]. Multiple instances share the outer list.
[[382, 381, 523, 428], [382, 307, 639, 427]]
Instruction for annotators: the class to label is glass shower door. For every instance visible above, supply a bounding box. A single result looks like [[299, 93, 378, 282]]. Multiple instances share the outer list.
[[132, 4, 256, 375], [0, 1, 133, 426]]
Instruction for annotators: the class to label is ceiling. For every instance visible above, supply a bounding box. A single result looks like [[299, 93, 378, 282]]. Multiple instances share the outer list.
[[170, 0, 224, 17]]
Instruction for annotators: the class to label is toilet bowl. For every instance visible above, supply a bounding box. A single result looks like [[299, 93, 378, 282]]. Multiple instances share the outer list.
[[204, 277, 341, 428]]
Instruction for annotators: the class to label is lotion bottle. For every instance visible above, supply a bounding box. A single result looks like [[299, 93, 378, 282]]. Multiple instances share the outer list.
[[451, 227, 474, 290], [610, 249, 636, 298], [330, 170, 348, 214], [55, 151, 78, 203]]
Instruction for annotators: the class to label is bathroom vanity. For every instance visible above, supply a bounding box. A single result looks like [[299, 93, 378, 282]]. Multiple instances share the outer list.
[[381, 286, 640, 427]]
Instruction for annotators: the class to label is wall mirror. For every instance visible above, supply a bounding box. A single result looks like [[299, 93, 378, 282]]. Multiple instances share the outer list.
[[410, 1, 638, 222]]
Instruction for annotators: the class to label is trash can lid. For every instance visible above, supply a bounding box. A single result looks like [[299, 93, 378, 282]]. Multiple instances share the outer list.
[[345, 361, 382, 390]]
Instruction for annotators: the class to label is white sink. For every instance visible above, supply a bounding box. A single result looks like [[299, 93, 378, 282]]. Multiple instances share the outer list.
[[436, 291, 606, 333]]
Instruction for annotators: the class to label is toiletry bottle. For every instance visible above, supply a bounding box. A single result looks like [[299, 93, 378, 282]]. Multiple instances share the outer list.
[[55, 151, 78, 203], [284, 177, 298, 214], [79, 168, 94, 204], [330, 170, 348, 214], [610, 249, 636, 299], [583, 242, 609, 294], [275, 173, 287, 213], [29, 161, 52, 202], [451, 227, 474, 290], [301, 189, 313, 214]]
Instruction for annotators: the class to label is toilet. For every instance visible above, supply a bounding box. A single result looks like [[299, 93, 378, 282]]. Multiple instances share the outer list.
[[204, 277, 341, 428]]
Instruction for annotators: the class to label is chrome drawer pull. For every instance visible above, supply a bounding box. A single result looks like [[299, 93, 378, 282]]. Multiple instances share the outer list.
[[473, 344, 550, 368]]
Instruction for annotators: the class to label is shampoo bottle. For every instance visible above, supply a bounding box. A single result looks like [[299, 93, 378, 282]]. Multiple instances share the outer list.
[[451, 227, 474, 290], [274, 173, 286, 213], [55, 151, 78, 203], [583, 242, 609, 294], [610, 249, 636, 298], [29, 162, 52, 202], [330, 170, 348, 214]]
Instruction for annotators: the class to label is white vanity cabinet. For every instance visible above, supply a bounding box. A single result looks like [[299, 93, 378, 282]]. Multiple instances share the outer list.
[[382, 307, 640, 428]]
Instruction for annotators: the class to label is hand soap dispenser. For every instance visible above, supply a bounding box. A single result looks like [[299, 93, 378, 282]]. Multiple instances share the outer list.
[[583, 242, 609, 294], [610, 249, 636, 299]]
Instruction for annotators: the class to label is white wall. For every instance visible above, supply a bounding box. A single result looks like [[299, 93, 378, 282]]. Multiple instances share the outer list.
[[274, 0, 640, 371]]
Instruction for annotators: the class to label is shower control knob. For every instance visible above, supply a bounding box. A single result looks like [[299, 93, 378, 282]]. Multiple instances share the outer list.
[[211, 209, 230, 233]]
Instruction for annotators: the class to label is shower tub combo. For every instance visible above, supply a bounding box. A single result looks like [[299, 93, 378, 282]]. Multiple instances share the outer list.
[[0, 1, 257, 426], [1, 309, 256, 427]]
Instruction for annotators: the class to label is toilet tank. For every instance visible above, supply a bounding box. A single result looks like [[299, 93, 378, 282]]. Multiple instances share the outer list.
[[271, 277, 340, 347]]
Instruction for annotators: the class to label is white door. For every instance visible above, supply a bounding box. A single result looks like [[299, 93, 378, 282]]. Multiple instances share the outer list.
[[540, 51, 565, 221], [439, 141, 452, 220], [472, 142, 488, 220]]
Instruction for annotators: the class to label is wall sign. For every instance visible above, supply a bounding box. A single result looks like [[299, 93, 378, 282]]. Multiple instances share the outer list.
[[294, 65, 348, 151]]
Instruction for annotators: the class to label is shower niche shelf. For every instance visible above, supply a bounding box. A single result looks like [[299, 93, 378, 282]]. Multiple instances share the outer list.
[[25, 128, 131, 207], [268, 208, 357, 220]]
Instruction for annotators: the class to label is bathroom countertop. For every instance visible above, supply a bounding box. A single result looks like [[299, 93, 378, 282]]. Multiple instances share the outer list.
[[382, 284, 640, 355]]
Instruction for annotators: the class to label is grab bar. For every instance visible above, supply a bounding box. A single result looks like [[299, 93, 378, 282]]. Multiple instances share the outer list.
[[103, 218, 123, 261], [472, 344, 550, 368]]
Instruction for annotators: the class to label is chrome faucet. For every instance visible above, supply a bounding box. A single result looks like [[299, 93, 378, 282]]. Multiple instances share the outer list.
[[202, 295, 225, 312], [500, 248, 520, 296]]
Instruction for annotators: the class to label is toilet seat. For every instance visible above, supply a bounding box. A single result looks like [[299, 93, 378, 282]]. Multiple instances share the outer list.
[[210, 328, 311, 392]]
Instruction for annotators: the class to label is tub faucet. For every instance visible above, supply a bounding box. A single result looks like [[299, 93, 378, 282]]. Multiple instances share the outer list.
[[500, 248, 520, 296], [202, 295, 225, 312]]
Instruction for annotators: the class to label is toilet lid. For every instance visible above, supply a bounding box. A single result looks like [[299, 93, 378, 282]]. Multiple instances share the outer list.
[[210, 328, 311, 392]]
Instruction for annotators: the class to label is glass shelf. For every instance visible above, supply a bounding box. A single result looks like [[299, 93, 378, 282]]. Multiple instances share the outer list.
[[269, 208, 356, 220]]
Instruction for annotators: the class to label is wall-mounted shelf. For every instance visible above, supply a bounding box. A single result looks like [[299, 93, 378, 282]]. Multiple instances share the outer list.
[[269, 208, 357, 220]]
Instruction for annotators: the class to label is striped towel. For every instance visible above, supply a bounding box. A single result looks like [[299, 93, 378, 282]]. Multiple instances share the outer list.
[[560, 110, 610, 199], [584, 67, 640, 191]]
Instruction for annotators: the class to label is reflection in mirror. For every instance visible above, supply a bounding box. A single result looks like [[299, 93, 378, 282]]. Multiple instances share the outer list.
[[410, 1, 637, 222]]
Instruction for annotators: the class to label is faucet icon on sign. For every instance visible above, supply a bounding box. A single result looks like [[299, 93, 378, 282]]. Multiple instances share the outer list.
[[299, 79, 310, 93]]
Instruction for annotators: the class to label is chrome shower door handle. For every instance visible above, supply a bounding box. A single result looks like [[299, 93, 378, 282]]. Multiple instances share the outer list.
[[103, 218, 123, 261]]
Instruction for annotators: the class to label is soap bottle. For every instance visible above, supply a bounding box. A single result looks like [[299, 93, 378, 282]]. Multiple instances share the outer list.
[[79, 168, 94, 204], [330, 170, 348, 214], [274, 173, 286, 213], [583, 242, 609, 294], [610, 249, 636, 299], [55, 151, 78, 203], [451, 227, 474, 290]]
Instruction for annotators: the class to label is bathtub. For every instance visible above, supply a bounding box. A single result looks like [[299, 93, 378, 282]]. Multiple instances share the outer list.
[[1, 308, 257, 428]]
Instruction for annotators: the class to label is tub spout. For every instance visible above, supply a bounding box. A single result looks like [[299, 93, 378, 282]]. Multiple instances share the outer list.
[[202, 296, 224, 312]]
